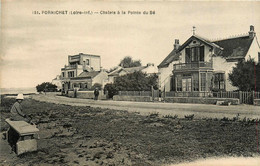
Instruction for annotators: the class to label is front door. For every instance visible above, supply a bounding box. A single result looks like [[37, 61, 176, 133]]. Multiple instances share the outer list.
[[182, 78, 192, 92]]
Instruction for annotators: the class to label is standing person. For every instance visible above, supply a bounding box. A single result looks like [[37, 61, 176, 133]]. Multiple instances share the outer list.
[[10, 93, 30, 123], [94, 88, 99, 100]]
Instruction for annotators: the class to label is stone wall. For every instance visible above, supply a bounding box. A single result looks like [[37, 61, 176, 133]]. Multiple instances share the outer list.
[[113, 95, 240, 105], [67, 90, 107, 100], [113, 95, 153, 102], [254, 99, 260, 106], [164, 97, 239, 105]]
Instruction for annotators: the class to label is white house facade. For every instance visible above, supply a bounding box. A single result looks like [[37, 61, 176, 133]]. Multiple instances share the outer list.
[[159, 25, 260, 93]]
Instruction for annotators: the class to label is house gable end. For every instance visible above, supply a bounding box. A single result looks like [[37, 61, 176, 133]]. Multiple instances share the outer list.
[[244, 37, 260, 62], [177, 35, 216, 53]]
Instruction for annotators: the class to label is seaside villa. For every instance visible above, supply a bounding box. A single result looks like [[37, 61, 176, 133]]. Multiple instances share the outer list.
[[158, 25, 260, 94], [60, 53, 108, 93]]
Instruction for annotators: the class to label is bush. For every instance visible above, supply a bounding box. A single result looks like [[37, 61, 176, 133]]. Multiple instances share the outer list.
[[104, 71, 158, 98], [104, 83, 118, 98], [91, 83, 102, 90], [36, 82, 57, 92], [229, 58, 260, 91]]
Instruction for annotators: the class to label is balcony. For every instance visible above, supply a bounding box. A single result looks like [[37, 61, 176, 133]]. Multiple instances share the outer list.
[[61, 65, 76, 70], [61, 64, 83, 70], [173, 62, 213, 71]]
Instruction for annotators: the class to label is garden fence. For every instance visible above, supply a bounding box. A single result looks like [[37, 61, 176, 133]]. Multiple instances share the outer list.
[[118, 90, 260, 104]]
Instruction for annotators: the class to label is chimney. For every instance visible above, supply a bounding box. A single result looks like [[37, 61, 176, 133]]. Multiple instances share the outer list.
[[174, 39, 180, 50], [249, 25, 256, 38]]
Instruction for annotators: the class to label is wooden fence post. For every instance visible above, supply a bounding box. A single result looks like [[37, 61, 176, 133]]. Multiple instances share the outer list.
[[151, 86, 154, 101], [252, 91, 255, 104], [239, 91, 242, 104]]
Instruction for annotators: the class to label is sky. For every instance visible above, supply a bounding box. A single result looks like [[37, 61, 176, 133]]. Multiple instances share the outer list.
[[1, 0, 260, 88]]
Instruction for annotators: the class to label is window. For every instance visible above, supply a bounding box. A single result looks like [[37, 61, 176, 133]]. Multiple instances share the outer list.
[[182, 78, 192, 92], [213, 73, 225, 90], [62, 72, 65, 78], [68, 71, 75, 78], [171, 76, 176, 91], [86, 59, 90, 65], [192, 73, 199, 91], [191, 47, 198, 62], [185, 48, 191, 63], [191, 48, 196, 62], [185, 46, 204, 63], [200, 73, 206, 91], [176, 75, 182, 91], [199, 46, 204, 61]]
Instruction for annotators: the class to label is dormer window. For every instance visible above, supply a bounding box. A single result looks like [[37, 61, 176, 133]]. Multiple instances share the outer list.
[[185, 46, 204, 63]]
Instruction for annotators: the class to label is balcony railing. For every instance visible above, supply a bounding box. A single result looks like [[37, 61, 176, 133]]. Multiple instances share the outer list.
[[61, 64, 83, 70], [174, 62, 213, 70]]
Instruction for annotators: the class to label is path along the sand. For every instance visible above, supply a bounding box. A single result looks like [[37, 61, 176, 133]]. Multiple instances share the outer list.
[[31, 93, 260, 119]]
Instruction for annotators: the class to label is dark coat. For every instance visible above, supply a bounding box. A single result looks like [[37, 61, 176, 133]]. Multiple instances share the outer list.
[[94, 89, 99, 96]]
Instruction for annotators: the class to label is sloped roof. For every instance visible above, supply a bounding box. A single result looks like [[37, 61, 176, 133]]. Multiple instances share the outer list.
[[177, 35, 223, 52], [108, 66, 147, 76], [122, 66, 146, 73], [158, 49, 179, 68], [212, 35, 254, 59], [73, 71, 100, 79], [159, 34, 255, 67], [108, 66, 122, 76]]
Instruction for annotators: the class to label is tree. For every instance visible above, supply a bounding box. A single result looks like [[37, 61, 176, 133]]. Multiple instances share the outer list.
[[104, 71, 158, 98], [104, 83, 118, 98], [91, 83, 102, 90], [36, 82, 57, 92], [228, 59, 260, 91], [119, 56, 141, 68]]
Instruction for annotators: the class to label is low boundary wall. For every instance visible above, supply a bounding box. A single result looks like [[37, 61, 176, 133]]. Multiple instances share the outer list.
[[164, 97, 239, 105], [113, 95, 153, 102], [67, 90, 107, 100], [254, 99, 260, 106], [113, 95, 240, 105]]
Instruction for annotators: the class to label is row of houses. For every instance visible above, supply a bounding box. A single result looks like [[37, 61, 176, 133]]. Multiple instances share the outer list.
[[53, 25, 260, 94], [52, 53, 158, 92]]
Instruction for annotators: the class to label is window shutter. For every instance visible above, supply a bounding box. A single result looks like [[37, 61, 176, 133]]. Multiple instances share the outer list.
[[185, 48, 191, 63], [258, 52, 260, 63], [194, 47, 198, 62], [200, 46, 204, 62]]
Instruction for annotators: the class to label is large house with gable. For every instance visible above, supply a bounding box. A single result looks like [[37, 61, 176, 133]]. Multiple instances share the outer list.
[[158, 25, 260, 93]]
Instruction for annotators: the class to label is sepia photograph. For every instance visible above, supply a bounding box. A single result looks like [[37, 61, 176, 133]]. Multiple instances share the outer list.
[[1, 0, 260, 165]]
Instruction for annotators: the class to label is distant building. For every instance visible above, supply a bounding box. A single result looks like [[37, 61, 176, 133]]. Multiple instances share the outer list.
[[51, 75, 62, 91], [158, 25, 260, 92], [108, 63, 158, 83], [60, 53, 107, 92], [70, 70, 108, 89]]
